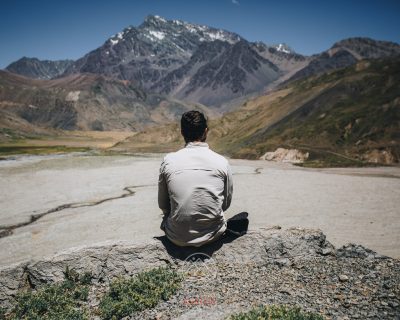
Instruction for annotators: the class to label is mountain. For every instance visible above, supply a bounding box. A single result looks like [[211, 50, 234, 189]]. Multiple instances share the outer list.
[[2, 15, 400, 146], [0, 70, 214, 135], [151, 40, 281, 106], [6, 57, 74, 80], [286, 37, 400, 83], [61, 15, 304, 107], [6, 16, 400, 110], [112, 57, 400, 165], [64, 15, 241, 87]]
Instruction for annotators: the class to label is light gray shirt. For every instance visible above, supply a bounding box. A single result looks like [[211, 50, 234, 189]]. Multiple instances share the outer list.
[[158, 142, 233, 247]]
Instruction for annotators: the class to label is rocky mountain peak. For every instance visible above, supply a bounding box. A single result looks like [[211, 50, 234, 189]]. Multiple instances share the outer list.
[[138, 14, 242, 45], [331, 37, 400, 59], [5, 57, 74, 80]]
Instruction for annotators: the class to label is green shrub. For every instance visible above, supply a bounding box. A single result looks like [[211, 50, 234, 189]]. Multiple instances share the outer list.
[[0, 307, 6, 320], [99, 266, 183, 320], [229, 305, 324, 320], [5, 267, 92, 320]]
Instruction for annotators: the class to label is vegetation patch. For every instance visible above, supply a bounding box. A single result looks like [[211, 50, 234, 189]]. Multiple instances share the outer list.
[[295, 148, 369, 168], [229, 305, 324, 320], [99, 266, 183, 320], [0, 145, 90, 156], [3, 267, 92, 320]]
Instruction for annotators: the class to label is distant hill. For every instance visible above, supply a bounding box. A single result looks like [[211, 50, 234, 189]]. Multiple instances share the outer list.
[[113, 57, 400, 165], [0, 71, 214, 137], [285, 38, 400, 84], [6, 57, 74, 80]]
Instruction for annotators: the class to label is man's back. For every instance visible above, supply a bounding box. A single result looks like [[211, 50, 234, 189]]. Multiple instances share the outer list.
[[158, 142, 233, 247]]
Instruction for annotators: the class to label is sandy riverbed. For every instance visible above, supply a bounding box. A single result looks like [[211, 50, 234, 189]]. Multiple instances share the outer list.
[[0, 153, 399, 266]]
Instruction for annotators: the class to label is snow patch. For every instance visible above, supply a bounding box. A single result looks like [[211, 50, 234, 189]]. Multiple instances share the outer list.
[[148, 30, 165, 40], [276, 44, 291, 54], [117, 32, 123, 39], [143, 34, 155, 42], [205, 31, 227, 41], [154, 15, 166, 22], [184, 24, 198, 33], [110, 38, 119, 45]]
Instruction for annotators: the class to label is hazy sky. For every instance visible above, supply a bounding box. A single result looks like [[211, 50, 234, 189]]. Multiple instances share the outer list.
[[1, 0, 399, 68]]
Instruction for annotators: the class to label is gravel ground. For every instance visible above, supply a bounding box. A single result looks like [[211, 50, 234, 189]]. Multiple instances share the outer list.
[[129, 246, 400, 319], [1, 228, 399, 319]]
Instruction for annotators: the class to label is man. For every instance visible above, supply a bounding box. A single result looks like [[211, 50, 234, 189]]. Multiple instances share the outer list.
[[158, 110, 233, 247]]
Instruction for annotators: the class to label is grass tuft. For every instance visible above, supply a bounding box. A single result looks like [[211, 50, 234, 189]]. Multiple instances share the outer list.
[[99, 266, 183, 320], [0, 145, 90, 156], [4, 267, 92, 320], [229, 305, 324, 320]]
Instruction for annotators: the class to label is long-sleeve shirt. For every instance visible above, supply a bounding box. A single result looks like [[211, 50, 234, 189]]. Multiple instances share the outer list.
[[158, 142, 233, 247]]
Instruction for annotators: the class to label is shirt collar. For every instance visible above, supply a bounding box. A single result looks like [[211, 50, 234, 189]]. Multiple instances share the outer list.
[[185, 142, 209, 148]]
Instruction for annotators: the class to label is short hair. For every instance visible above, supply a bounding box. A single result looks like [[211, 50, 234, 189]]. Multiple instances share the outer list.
[[181, 110, 208, 143]]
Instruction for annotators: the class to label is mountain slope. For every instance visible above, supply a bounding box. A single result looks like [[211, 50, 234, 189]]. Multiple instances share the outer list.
[[286, 38, 400, 83], [113, 57, 400, 165], [0, 70, 214, 135], [152, 40, 281, 107], [6, 57, 74, 80], [216, 57, 400, 164]]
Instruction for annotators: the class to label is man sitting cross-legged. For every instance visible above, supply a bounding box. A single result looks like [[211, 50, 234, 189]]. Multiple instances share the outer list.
[[158, 110, 248, 247]]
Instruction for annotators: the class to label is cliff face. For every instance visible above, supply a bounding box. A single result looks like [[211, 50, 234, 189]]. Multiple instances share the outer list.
[[1, 227, 399, 319]]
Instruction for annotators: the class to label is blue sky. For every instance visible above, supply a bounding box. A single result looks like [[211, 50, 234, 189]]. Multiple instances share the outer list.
[[1, 0, 399, 68]]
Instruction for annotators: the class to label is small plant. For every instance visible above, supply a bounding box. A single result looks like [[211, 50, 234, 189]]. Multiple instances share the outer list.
[[5, 267, 92, 320], [99, 266, 183, 320], [229, 305, 324, 320], [0, 307, 6, 320]]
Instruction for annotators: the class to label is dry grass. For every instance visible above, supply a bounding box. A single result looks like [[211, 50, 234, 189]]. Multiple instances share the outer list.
[[0, 131, 134, 156]]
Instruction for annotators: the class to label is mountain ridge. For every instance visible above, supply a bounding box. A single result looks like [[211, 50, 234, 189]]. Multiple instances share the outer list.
[[4, 16, 400, 109], [6, 57, 73, 80]]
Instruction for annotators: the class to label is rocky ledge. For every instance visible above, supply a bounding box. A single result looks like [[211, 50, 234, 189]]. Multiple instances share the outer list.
[[0, 227, 399, 319]]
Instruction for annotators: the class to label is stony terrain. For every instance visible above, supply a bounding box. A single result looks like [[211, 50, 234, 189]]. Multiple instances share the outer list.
[[0, 228, 399, 319]]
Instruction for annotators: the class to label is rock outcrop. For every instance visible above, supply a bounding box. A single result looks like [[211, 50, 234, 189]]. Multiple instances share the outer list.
[[362, 149, 396, 164], [260, 148, 309, 163]]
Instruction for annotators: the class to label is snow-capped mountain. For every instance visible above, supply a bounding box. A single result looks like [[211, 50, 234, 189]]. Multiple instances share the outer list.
[[61, 15, 289, 106], [63, 15, 243, 89], [5, 16, 400, 108]]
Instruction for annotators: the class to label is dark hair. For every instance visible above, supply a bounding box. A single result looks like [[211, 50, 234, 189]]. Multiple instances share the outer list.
[[181, 110, 208, 143]]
